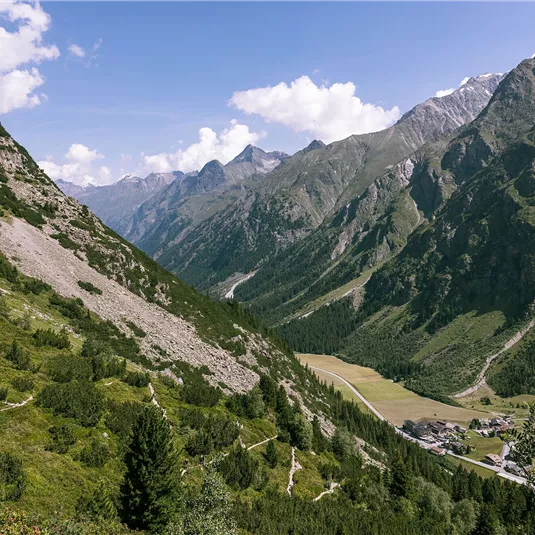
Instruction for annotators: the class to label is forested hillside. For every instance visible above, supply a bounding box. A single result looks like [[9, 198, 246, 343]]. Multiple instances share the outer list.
[[275, 58, 535, 402]]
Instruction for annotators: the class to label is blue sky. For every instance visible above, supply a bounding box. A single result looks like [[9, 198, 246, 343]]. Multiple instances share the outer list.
[[1, 1, 535, 185]]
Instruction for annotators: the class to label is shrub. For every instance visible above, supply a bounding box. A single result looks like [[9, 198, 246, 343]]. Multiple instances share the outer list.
[[218, 445, 258, 490], [37, 381, 104, 427], [78, 280, 103, 295], [45, 424, 77, 454], [124, 371, 150, 388], [47, 354, 93, 383], [33, 328, 71, 349], [11, 376, 33, 393], [183, 380, 221, 407], [79, 438, 109, 468], [22, 278, 51, 295], [105, 401, 143, 441], [0, 452, 26, 501], [0, 295, 10, 319], [4, 341, 31, 371], [125, 321, 146, 338]]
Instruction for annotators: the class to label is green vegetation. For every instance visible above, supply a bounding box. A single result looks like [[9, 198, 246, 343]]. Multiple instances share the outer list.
[[78, 280, 103, 295]]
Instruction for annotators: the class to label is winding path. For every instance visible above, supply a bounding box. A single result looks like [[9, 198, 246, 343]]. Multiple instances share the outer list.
[[454, 319, 535, 398], [313, 482, 339, 501], [0, 395, 33, 412], [287, 447, 302, 495]]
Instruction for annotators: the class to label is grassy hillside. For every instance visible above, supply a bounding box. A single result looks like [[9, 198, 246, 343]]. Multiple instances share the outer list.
[[3, 254, 531, 533]]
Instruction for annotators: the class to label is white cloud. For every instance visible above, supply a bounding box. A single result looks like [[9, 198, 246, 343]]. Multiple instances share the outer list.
[[68, 44, 85, 58], [0, 67, 45, 113], [92, 38, 102, 52], [38, 143, 111, 186], [435, 88, 455, 98], [143, 121, 266, 173], [65, 143, 103, 165], [0, 1, 59, 114], [229, 76, 400, 144]]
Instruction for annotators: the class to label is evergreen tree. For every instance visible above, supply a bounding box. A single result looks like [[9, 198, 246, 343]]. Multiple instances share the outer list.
[[389, 452, 411, 499], [265, 440, 278, 469], [120, 405, 178, 531], [512, 403, 535, 491]]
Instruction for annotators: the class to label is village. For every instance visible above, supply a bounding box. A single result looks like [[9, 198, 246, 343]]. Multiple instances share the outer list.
[[403, 416, 525, 478]]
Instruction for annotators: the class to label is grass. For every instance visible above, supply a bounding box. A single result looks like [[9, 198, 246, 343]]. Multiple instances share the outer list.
[[307, 365, 370, 413], [447, 456, 497, 479], [462, 431, 503, 463], [289, 265, 379, 322], [298, 353, 489, 426], [456, 382, 535, 420]]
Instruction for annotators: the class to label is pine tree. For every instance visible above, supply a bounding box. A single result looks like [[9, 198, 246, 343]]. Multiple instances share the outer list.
[[265, 440, 278, 468], [389, 451, 411, 499], [120, 405, 178, 531]]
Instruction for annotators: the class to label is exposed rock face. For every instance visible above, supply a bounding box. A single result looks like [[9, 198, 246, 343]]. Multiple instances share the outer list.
[[276, 59, 535, 398], [0, 126, 294, 394]]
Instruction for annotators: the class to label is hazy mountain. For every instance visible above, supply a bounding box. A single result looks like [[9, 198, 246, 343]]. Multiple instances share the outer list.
[[121, 145, 288, 248], [56, 172, 181, 231]]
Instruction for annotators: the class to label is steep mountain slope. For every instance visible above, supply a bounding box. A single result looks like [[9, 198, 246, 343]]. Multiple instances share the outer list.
[[137, 74, 503, 290], [278, 58, 535, 400], [58, 172, 180, 232], [0, 123, 307, 397]]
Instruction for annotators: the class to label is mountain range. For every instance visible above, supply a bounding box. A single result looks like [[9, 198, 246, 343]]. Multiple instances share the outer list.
[[1, 60, 535, 534], [55, 59, 535, 403]]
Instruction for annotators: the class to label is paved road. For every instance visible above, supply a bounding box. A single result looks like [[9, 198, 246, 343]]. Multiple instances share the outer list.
[[310, 366, 387, 422]]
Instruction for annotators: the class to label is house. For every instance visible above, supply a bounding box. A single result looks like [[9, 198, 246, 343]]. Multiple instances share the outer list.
[[430, 446, 446, 456], [429, 422, 448, 437], [484, 453, 502, 467], [454, 425, 467, 434], [404, 420, 432, 440], [504, 462, 524, 477]]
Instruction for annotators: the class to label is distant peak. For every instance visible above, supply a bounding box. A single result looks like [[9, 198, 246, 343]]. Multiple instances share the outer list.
[[307, 139, 326, 150]]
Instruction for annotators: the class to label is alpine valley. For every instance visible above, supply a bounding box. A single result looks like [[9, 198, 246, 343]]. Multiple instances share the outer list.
[[2, 45, 535, 535], [60, 59, 535, 403]]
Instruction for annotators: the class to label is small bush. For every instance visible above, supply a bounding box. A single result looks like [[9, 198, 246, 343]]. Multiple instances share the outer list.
[[33, 328, 71, 349], [105, 401, 143, 441], [124, 371, 150, 388], [45, 424, 77, 454], [37, 381, 104, 427], [0, 387, 8, 401], [47, 354, 93, 383], [78, 280, 103, 295], [11, 376, 33, 393], [0, 452, 26, 501], [125, 321, 146, 338], [183, 380, 221, 407], [4, 341, 31, 371], [22, 278, 51, 295], [79, 438, 109, 468], [50, 232, 78, 250]]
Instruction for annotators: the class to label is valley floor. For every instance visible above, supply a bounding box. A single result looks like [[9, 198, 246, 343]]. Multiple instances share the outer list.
[[297, 353, 487, 426], [297, 353, 528, 485]]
